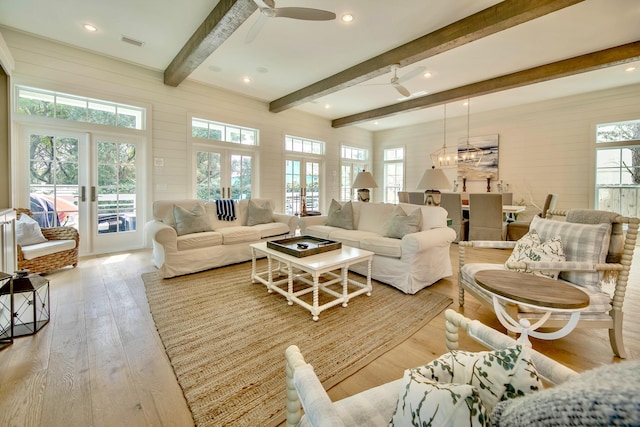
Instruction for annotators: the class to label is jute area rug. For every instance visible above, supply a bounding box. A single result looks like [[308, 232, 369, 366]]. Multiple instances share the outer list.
[[143, 260, 452, 427]]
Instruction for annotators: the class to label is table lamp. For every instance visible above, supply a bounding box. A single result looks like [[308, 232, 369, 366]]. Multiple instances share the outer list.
[[416, 166, 451, 206], [353, 171, 378, 202]]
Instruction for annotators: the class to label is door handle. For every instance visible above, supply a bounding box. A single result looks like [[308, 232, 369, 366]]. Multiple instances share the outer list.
[[91, 186, 96, 202], [81, 186, 86, 202]]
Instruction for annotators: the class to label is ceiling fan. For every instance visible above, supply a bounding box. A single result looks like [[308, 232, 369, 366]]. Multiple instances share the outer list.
[[368, 64, 427, 98], [245, 0, 336, 44]]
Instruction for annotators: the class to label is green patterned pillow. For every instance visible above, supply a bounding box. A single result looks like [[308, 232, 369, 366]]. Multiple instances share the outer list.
[[385, 205, 421, 239], [390, 369, 489, 427], [505, 230, 566, 279], [415, 345, 543, 414]]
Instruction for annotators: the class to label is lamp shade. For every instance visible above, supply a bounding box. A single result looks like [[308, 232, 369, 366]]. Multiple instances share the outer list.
[[416, 167, 451, 191], [352, 171, 378, 188]]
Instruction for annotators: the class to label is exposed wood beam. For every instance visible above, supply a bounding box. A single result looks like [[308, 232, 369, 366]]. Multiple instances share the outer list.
[[331, 41, 640, 128], [164, 0, 257, 87], [269, 0, 584, 113]]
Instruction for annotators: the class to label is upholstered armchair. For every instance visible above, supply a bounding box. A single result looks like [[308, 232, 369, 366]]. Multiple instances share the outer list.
[[458, 208, 639, 358], [15, 208, 79, 274]]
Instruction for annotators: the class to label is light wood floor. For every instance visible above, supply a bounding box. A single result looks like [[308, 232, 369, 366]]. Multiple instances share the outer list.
[[0, 245, 637, 427]]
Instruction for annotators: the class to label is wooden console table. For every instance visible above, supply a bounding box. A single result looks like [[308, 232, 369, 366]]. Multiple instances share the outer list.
[[474, 270, 590, 345]]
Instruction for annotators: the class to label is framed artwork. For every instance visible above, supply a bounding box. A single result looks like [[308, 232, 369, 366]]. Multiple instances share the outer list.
[[457, 134, 499, 180]]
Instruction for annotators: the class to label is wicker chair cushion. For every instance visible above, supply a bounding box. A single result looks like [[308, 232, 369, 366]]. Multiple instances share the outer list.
[[21, 239, 76, 260]]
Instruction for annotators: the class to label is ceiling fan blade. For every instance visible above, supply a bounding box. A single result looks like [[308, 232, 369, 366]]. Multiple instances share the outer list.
[[396, 66, 427, 84], [392, 83, 411, 98], [245, 14, 268, 44], [273, 7, 336, 20]]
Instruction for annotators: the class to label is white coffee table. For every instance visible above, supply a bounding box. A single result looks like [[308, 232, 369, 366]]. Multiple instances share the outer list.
[[250, 242, 374, 321]]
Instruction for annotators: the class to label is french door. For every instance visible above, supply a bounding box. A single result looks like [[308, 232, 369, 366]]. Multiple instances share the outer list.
[[20, 127, 144, 255], [285, 159, 321, 215], [194, 147, 253, 200]]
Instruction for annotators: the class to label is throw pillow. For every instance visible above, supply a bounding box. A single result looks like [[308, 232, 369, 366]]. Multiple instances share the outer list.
[[390, 370, 489, 427], [505, 230, 566, 279], [16, 213, 48, 246], [530, 216, 611, 291], [415, 345, 543, 414], [492, 359, 640, 427], [326, 199, 354, 230], [385, 206, 421, 239], [173, 204, 213, 236], [247, 200, 273, 226]]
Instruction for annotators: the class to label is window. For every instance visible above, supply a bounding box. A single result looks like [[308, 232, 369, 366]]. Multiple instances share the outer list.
[[16, 86, 145, 130], [192, 118, 258, 145], [285, 136, 325, 215], [595, 119, 640, 217], [384, 147, 404, 204], [340, 146, 368, 201]]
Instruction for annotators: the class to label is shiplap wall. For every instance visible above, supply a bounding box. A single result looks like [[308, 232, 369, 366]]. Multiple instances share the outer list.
[[4, 27, 640, 219], [1, 27, 372, 218], [374, 83, 640, 215]]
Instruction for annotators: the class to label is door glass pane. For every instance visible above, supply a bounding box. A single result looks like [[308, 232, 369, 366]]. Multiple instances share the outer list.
[[305, 162, 320, 211], [196, 151, 221, 201], [285, 160, 301, 215], [230, 154, 251, 200], [96, 140, 136, 234], [28, 133, 79, 228]]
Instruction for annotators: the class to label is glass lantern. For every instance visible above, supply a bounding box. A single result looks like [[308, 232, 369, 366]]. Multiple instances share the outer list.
[[0, 272, 13, 349], [11, 270, 50, 337]]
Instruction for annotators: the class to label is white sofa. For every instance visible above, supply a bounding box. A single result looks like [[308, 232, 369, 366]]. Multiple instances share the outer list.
[[145, 198, 297, 278], [298, 201, 456, 294]]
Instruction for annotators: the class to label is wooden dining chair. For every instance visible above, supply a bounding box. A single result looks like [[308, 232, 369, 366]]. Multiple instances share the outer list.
[[507, 193, 558, 241], [440, 193, 468, 242], [468, 193, 507, 241]]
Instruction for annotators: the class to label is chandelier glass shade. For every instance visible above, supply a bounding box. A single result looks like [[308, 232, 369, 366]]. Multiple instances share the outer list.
[[429, 101, 483, 168]]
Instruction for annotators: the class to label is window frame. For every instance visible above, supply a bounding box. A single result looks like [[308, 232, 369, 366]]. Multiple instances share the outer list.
[[383, 147, 405, 204]]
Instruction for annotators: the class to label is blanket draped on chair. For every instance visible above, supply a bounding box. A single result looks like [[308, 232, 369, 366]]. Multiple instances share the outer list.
[[215, 199, 236, 221]]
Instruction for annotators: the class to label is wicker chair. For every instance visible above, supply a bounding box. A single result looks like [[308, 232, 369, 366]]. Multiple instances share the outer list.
[[458, 209, 639, 358], [15, 208, 79, 274]]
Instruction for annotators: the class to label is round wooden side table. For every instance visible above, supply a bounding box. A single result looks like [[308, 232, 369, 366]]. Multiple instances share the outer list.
[[474, 270, 590, 345]]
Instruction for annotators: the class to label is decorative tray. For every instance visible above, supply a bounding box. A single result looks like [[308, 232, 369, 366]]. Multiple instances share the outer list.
[[267, 235, 341, 258]]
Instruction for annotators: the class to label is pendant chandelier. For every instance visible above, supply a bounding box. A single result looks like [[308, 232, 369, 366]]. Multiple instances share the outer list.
[[429, 104, 458, 167], [458, 99, 483, 167]]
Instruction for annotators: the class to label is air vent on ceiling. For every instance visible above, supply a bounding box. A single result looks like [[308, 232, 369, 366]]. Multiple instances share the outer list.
[[121, 35, 145, 47]]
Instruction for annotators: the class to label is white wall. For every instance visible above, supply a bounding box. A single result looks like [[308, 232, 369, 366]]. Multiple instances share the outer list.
[[374, 83, 640, 214], [1, 27, 373, 218]]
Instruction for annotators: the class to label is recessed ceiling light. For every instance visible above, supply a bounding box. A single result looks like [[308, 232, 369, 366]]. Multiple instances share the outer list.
[[625, 66, 636, 72], [324, 104, 331, 109], [463, 101, 469, 106], [423, 71, 432, 78], [83, 24, 97, 32], [341, 14, 354, 23], [243, 76, 252, 83]]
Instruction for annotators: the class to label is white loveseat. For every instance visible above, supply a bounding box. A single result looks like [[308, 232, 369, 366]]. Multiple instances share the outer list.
[[298, 201, 456, 294], [145, 198, 297, 278]]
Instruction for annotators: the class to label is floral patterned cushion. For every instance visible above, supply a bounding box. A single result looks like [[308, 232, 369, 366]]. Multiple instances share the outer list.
[[505, 230, 566, 279], [414, 345, 543, 414], [390, 370, 489, 427]]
